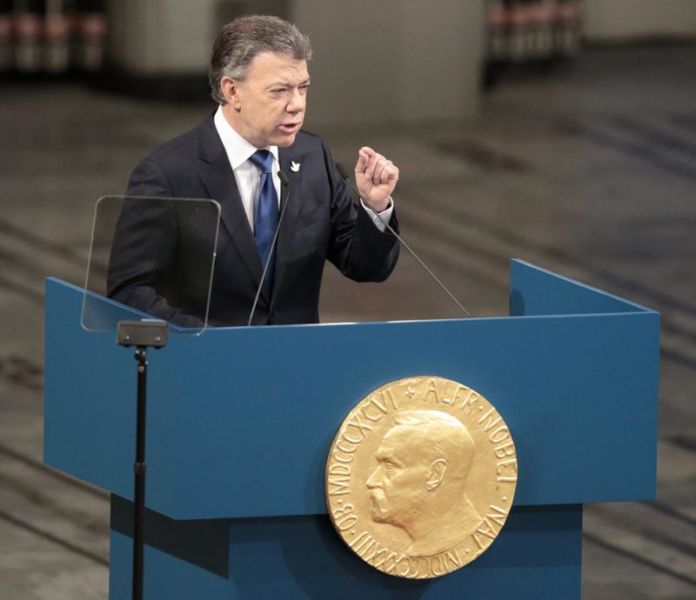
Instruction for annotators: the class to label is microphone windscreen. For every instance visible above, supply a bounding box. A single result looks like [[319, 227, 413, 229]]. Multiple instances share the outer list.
[[278, 169, 290, 186]]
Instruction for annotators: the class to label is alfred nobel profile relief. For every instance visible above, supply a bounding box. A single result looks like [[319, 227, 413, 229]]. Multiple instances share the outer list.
[[366, 410, 483, 557], [327, 377, 517, 578]]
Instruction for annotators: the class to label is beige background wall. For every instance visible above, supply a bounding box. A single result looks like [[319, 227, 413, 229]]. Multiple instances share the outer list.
[[584, 0, 696, 41], [293, 0, 484, 128], [107, 0, 219, 73], [106, 0, 485, 127]]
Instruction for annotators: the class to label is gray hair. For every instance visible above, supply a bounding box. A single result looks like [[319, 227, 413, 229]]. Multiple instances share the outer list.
[[209, 15, 312, 105]]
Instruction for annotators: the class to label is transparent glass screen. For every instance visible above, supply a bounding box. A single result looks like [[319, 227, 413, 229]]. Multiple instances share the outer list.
[[82, 196, 220, 335]]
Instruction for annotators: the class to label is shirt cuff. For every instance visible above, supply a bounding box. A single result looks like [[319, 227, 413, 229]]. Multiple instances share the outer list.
[[360, 197, 394, 233]]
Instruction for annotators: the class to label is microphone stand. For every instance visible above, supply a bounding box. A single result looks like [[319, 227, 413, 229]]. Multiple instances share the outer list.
[[116, 319, 169, 600]]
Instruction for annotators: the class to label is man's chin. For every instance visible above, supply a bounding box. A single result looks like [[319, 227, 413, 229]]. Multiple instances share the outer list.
[[274, 132, 299, 147], [272, 123, 304, 147], [370, 508, 390, 524]]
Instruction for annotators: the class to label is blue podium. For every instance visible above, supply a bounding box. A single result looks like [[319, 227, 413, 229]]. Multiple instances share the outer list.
[[44, 260, 659, 599]]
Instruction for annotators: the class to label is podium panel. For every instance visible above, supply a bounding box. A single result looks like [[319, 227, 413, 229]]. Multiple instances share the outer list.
[[44, 260, 659, 599], [109, 498, 581, 600]]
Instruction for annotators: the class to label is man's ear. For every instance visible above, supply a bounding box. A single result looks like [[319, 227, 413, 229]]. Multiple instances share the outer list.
[[220, 76, 242, 111], [425, 459, 447, 491]]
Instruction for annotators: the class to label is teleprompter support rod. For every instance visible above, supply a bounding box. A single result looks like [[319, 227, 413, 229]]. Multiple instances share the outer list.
[[116, 319, 168, 600], [133, 346, 147, 600]]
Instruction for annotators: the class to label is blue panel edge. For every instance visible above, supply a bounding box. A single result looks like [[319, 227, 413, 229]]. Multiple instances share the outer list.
[[44, 265, 660, 519], [509, 259, 659, 316]]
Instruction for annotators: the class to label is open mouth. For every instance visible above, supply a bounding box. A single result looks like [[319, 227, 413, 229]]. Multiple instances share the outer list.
[[279, 123, 300, 134]]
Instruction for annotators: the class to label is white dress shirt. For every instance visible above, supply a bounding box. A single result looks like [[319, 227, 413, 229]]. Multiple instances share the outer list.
[[213, 106, 393, 232]]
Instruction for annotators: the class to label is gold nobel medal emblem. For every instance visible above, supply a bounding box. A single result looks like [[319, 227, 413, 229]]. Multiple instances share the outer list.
[[325, 376, 518, 579]]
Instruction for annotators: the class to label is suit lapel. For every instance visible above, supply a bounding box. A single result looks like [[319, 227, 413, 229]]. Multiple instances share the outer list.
[[196, 118, 265, 292], [272, 147, 305, 302]]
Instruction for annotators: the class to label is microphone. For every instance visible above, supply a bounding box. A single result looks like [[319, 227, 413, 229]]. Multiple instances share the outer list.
[[336, 162, 471, 318], [247, 169, 291, 326]]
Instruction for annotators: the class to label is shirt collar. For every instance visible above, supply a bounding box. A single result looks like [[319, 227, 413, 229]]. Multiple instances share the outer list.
[[213, 105, 279, 170]]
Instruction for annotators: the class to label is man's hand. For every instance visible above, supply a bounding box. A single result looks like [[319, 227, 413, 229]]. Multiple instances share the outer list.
[[354, 147, 399, 212]]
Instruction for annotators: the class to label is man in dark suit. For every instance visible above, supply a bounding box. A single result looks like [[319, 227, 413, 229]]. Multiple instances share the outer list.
[[108, 15, 400, 327]]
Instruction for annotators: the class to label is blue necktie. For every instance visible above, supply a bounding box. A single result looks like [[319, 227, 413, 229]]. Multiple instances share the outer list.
[[248, 150, 279, 286]]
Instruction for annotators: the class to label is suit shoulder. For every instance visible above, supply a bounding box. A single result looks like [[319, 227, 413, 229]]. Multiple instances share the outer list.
[[140, 123, 204, 165], [293, 129, 329, 152], [296, 128, 322, 142], [127, 117, 215, 195]]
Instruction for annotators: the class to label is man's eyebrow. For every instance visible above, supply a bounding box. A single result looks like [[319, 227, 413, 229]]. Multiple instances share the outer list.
[[267, 78, 311, 88], [376, 452, 402, 466]]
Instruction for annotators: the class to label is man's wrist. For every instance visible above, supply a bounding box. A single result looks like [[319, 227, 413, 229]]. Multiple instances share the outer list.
[[362, 197, 392, 213], [360, 197, 394, 233]]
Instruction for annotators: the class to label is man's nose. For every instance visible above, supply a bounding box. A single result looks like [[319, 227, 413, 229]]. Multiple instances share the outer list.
[[286, 88, 305, 113], [366, 469, 381, 489]]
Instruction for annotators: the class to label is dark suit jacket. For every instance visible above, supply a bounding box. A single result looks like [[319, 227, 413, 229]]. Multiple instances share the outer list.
[[107, 116, 399, 327]]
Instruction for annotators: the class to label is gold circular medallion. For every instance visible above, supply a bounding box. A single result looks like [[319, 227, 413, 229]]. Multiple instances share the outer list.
[[325, 376, 518, 579]]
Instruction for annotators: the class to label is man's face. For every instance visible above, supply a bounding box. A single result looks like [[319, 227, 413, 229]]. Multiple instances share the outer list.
[[222, 51, 309, 148], [366, 427, 431, 528]]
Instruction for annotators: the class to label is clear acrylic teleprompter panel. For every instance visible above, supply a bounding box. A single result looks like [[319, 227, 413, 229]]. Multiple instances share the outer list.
[[82, 196, 220, 335]]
